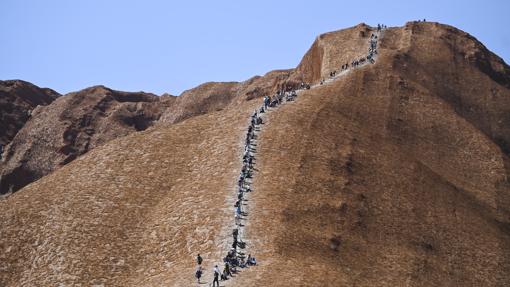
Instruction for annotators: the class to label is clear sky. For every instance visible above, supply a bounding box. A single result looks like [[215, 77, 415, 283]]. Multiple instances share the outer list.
[[1, 0, 509, 95]]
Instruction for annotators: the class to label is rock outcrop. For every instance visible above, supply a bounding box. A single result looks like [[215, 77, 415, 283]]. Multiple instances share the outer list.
[[0, 25, 376, 195], [0, 85, 172, 194], [160, 24, 375, 124], [0, 21, 509, 286], [0, 80, 60, 147]]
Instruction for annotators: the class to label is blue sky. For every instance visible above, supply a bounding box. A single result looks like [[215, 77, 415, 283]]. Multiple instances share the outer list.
[[1, 0, 509, 95]]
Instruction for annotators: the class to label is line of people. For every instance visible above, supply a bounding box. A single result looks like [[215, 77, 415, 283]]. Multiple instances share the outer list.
[[196, 24, 385, 285], [216, 106, 262, 285], [326, 25, 385, 83], [215, 81, 315, 284], [377, 23, 387, 31]]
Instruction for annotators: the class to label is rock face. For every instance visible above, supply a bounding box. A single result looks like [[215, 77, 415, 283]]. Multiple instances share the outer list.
[[0, 25, 374, 194], [159, 69, 296, 123], [292, 23, 375, 83], [0, 85, 172, 194], [0, 80, 60, 147], [243, 22, 510, 286], [160, 24, 375, 124], [0, 21, 509, 286]]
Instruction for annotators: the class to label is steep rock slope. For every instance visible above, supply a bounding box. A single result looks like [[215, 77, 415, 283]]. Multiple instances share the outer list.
[[0, 99, 260, 286], [0, 86, 173, 194], [159, 69, 295, 123], [160, 24, 374, 124], [292, 23, 375, 83], [0, 80, 60, 147], [238, 21, 510, 286], [0, 21, 509, 287], [0, 24, 372, 195]]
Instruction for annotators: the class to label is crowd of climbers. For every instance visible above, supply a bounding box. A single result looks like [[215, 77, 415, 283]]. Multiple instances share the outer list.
[[194, 24, 385, 285], [194, 84, 311, 285], [320, 24, 384, 85]]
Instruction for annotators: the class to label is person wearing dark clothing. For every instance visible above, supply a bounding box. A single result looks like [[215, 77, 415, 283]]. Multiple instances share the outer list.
[[197, 254, 203, 265], [213, 265, 220, 286], [225, 262, 232, 276], [195, 266, 203, 283]]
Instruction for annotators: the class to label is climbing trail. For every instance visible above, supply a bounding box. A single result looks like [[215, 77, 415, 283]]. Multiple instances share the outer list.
[[209, 25, 385, 285]]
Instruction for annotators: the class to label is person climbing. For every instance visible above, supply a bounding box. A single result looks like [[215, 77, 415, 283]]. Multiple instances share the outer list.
[[197, 254, 203, 265], [239, 256, 247, 268], [195, 266, 203, 283], [235, 212, 241, 226], [213, 265, 220, 287], [264, 95, 271, 109], [233, 228, 239, 241], [236, 204, 242, 216], [232, 237, 238, 249], [225, 262, 232, 277], [221, 264, 230, 281]]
